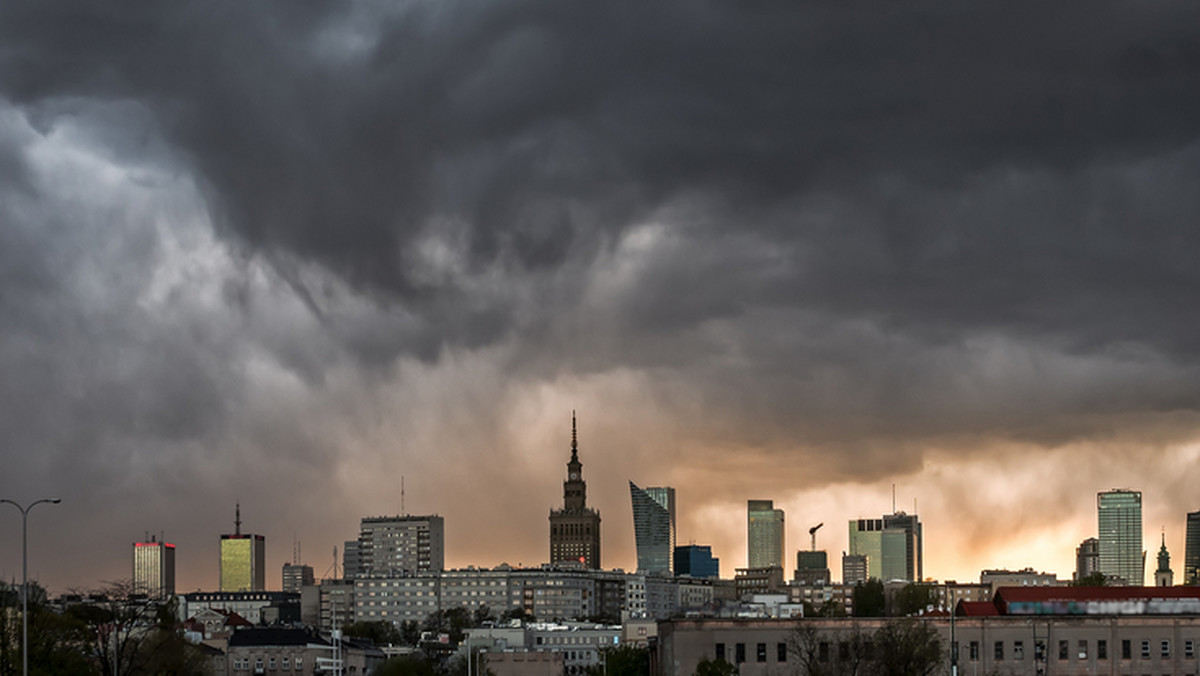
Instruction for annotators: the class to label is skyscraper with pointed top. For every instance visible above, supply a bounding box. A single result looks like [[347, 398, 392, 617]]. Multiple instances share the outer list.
[[220, 503, 266, 592], [549, 412, 602, 569]]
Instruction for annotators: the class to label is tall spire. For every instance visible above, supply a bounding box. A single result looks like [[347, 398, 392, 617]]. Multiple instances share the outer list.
[[235, 503, 242, 536], [571, 410, 578, 458]]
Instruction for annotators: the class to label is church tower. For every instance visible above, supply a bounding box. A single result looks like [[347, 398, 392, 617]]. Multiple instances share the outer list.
[[1156, 531, 1174, 587], [549, 412, 602, 568]]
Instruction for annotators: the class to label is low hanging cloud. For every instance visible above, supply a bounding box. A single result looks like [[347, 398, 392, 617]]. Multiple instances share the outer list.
[[2, 0, 1200, 591]]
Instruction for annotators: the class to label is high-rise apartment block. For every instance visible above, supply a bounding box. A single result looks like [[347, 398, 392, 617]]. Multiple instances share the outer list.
[[282, 563, 315, 592], [132, 535, 175, 599], [1097, 489, 1143, 585], [1185, 511, 1200, 585], [1075, 537, 1100, 581], [630, 482, 676, 575], [220, 505, 266, 592], [349, 514, 445, 577], [674, 545, 720, 579], [848, 511, 923, 582], [747, 500, 785, 569], [549, 413, 601, 568]]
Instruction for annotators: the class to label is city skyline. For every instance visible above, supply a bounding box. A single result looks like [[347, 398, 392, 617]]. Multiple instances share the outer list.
[[5, 1, 1200, 599]]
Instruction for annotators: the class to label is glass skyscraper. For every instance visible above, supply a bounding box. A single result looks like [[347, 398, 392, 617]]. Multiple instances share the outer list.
[[630, 482, 676, 574], [1185, 510, 1200, 585], [1097, 489, 1143, 586], [747, 500, 785, 569]]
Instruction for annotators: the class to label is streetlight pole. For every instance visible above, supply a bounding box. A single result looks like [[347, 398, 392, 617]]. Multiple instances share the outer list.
[[1, 497, 61, 676]]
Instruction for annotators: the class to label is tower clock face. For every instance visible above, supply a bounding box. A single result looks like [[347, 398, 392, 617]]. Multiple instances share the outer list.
[[570, 472, 579, 480]]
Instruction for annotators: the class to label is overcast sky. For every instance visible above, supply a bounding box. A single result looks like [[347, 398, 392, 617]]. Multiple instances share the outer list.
[[3, 0, 1200, 594]]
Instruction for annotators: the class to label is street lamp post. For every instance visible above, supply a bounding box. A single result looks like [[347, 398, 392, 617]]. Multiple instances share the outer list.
[[1, 497, 61, 676]]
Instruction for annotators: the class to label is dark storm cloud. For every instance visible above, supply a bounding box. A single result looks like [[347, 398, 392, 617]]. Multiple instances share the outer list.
[[4, 0, 1200, 587]]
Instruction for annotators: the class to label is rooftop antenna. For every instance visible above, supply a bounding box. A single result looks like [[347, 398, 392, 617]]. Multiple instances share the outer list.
[[293, 534, 300, 565], [401, 475, 406, 516], [235, 503, 242, 536], [809, 523, 824, 551], [892, 484, 896, 514]]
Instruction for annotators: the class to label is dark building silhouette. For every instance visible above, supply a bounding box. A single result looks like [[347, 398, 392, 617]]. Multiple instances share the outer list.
[[549, 413, 601, 568], [674, 545, 720, 579], [1186, 511, 1200, 585]]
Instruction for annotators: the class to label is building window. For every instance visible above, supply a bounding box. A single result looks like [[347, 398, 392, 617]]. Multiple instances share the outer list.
[[1186, 640, 1195, 659], [1123, 640, 1132, 660], [1035, 640, 1046, 662], [819, 642, 829, 662], [1078, 640, 1088, 660], [715, 643, 725, 662], [1014, 641, 1024, 660], [255, 659, 264, 671], [1059, 640, 1068, 661], [777, 643, 787, 663], [269, 658, 276, 669], [295, 658, 303, 669], [995, 641, 1004, 661], [282, 657, 290, 668], [969, 641, 979, 661], [1142, 640, 1150, 659], [1098, 640, 1107, 660], [736, 643, 745, 664], [757, 643, 767, 663], [1162, 640, 1170, 659]]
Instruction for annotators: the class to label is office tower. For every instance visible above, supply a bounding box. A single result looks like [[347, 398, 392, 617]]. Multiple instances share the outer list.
[[1186, 511, 1200, 585], [674, 545, 720, 579], [1098, 489, 1144, 585], [549, 412, 602, 568], [848, 512, 923, 583], [355, 514, 445, 576], [1075, 537, 1100, 581], [282, 563, 315, 593], [630, 482, 676, 575], [132, 535, 176, 599], [747, 500, 785, 569], [883, 511, 923, 582], [842, 553, 868, 585], [220, 504, 266, 592], [1156, 534, 1173, 587], [794, 550, 830, 586]]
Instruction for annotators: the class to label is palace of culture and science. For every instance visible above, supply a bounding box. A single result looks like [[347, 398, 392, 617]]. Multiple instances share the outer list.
[[548, 412, 602, 568]]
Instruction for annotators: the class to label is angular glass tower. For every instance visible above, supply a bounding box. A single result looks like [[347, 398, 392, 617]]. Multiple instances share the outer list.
[[630, 482, 676, 575], [1097, 489, 1143, 586]]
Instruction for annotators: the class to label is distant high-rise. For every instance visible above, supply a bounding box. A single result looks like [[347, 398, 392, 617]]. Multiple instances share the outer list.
[[630, 482, 676, 575], [1097, 489, 1144, 586], [132, 535, 175, 599], [1156, 534, 1173, 587], [674, 545, 720, 579], [1185, 511, 1200, 585], [354, 514, 445, 576], [794, 550, 830, 586], [549, 412, 601, 568], [842, 553, 868, 585], [747, 500, 785, 569], [848, 513, 921, 583], [220, 504, 266, 592], [1075, 537, 1100, 581], [282, 563, 315, 592]]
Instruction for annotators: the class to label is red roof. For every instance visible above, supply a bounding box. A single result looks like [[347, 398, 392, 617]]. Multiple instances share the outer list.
[[957, 601, 1001, 617]]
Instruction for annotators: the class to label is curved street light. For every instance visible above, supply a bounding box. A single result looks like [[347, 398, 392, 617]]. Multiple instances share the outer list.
[[1, 497, 62, 676]]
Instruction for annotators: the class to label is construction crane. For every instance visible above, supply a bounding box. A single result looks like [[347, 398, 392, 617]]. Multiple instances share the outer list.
[[809, 523, 824, 551]]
